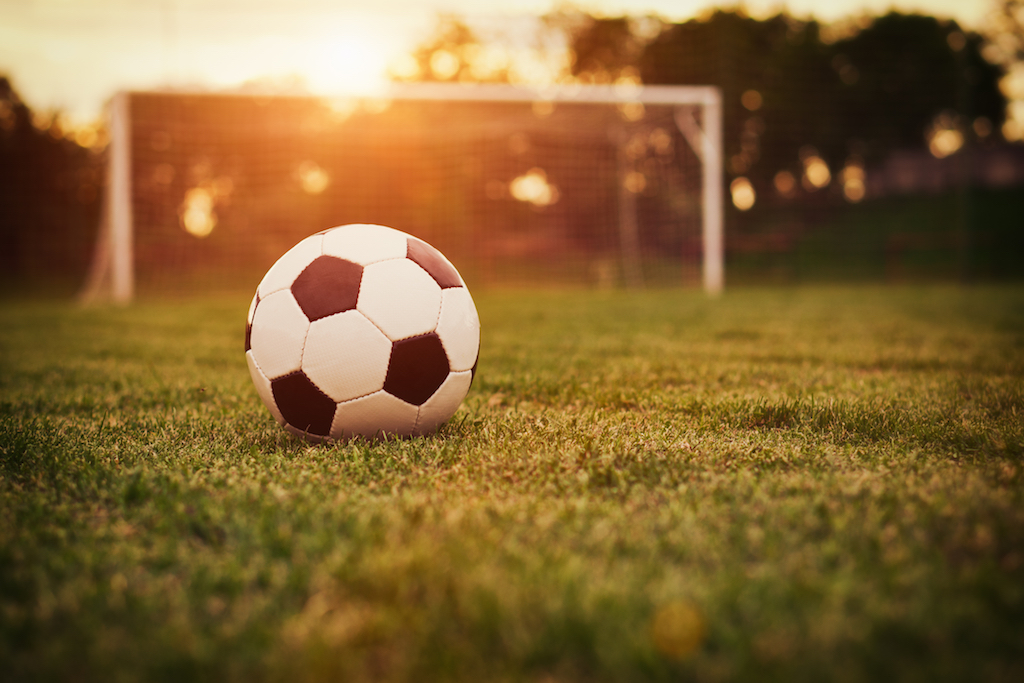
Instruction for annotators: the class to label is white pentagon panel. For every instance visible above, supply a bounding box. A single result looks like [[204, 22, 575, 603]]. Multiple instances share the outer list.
[[331, 390, 419, 439], [246, 290, 258, 325], [246, 350, 286, 426], [302, 310, 392, 402], [248, 290, 310, 379], [321, 224, 410, 265], [358, 259, 443, 341], [435, 287, 481, 372], [257, 234, 323, 298], [415, 370, 472, 435]]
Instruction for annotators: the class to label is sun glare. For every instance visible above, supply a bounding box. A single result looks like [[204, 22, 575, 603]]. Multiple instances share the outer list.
[[204, 27, 398, 98], [304, 34, 393, 95], [180, 187, 217, 238], [802, 155, 832, 190], [928, 127, 964, 158], [297, 161, 330, 195], [841, 161, 866, 202], [510, 168, 559, 207], [730, 177, 756, 210]]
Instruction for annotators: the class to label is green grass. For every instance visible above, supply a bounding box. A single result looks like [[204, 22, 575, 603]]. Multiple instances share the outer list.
[[2, 286, 1023, 682]]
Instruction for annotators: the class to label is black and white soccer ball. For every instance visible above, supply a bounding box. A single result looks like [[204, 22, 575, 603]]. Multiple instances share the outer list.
[[245, 224, 480, 441]]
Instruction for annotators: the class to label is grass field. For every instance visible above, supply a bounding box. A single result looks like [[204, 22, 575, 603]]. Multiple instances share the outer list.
[[2, 286, 1023, 682]]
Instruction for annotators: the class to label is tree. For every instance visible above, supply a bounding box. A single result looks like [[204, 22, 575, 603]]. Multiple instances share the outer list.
[[0, 77, 103, 291], [988, 0, 1024, 64], [395, 16, 496, 83], [556, 12, 649, 83], [582, 10, 1007, 202], [985, 0, 1024, 139], [637, 11, 835, 182], [831, 13, 1005, 158]]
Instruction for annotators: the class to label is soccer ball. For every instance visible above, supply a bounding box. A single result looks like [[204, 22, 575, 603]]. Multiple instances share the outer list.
[[245, 224, 480, 442]]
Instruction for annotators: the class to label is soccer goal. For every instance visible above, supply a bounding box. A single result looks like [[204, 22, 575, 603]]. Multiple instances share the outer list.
[[80, 82, 722, 302]]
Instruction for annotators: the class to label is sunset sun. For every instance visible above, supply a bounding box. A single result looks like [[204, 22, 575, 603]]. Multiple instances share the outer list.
[[301, 32, 395, 95]]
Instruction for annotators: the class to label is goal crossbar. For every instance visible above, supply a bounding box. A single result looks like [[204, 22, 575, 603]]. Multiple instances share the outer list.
[[382, 82, 720, 107]]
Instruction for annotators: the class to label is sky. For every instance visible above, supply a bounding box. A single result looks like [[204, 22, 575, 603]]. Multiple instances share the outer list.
[[0, 0, 1002, 126]]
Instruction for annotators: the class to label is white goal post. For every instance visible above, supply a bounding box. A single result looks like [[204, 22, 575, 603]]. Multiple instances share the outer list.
[[81, 82, 722, 302]]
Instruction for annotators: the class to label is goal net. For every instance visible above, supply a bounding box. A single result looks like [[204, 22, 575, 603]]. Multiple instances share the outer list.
[[81, 82, 722, 301]]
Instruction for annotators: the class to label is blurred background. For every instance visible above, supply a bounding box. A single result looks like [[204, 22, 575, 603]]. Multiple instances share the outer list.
[[1, 0, 1022, 295]]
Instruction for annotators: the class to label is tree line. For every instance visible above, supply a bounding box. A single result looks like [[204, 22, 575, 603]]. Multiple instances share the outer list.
[[399, 8, 1010, 207], [0, 76, 103, 292]]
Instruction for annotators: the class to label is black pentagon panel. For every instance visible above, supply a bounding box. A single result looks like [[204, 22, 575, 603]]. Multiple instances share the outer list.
[[291, 255, 363, 322], [384, 333, 451, 406], [245, 293, 260, 352], [406, 239, 462, 289], [469, 348, 479, 389], [271, 371, 336, 437]]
